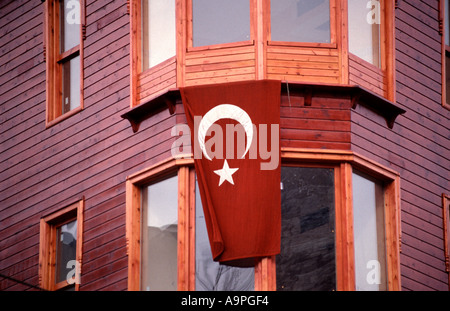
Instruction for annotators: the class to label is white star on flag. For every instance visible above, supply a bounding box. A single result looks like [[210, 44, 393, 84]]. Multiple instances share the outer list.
[[214, 160, 239, 186]]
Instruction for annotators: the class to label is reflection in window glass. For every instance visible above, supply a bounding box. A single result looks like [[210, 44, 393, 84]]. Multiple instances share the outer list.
[[192, 0, 250, 47], [348, 0, 380, 67], [55, 220, 77, 284], [195, 179, 254, 291], [277, 166, 336, 291], [352, 171, 387, 291], [141, 0, 176, 70], [141, 175, 178, 291], [60, 0, 80, 53], [271, 0, 331, 43]]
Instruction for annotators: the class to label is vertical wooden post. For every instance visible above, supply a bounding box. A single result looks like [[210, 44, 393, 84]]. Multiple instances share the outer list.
[[335, 163, 355, 291], [126, 179, 141, 291], [339, 0, 349, 85]]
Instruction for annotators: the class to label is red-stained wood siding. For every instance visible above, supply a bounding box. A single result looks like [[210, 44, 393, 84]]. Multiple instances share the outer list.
[[138, 57, 177, 105], [351, 0, 450, 291], [0, 0, 178, 291], [348, 53, 386, 97], [280, 93, 352, 150], [1, 0, 449, 292]]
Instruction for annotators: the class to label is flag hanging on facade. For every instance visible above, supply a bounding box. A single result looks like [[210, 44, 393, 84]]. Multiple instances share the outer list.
[[180, 80, 281, 265]]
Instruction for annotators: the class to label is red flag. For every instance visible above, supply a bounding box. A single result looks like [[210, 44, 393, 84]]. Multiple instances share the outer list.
[[180, 80, 281, 265]]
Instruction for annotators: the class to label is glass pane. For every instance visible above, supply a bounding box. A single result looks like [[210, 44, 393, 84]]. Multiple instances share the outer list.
[[61, 55, 80, 114], [446, 0, 449, 46], [141, 0, 176, 70], [55, 220, 77, 284], [277, 167, 336, 291], [271, 0, 331, 43], [348, 0, 381, 67], [141, 175, 178, 291], [352, 170, 387, 291], [195, 179, 254, 291], [60, 0, 80, 53], [192, 0, 250, 47]]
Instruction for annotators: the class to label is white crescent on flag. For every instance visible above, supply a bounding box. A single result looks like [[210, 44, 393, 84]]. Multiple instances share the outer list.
[[197, 104, 253, 161]]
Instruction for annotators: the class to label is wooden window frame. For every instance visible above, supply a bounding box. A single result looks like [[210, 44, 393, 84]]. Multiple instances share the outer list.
[[346, 0, 396, 101], [44, 0, 85, 128], [275, 148, 401, 291], [266, 0, 338, 49], [440, 0, 450, 110], [39, 198, 84, 291], [126, 157, 195, 290], [129, 0, 178, 108], [186, 0, 256, 52]]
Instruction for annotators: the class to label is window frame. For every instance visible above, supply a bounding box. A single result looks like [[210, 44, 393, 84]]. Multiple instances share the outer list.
[[266, 0, 337, 49], [440, 0, 450, 110], [126, 158, 195, 291], [44, 0, 85, 128], [277, 148, 401, 291], [346, 0, 396, 101], [39, 198, 84, 291], [129, 0, 178, 108]]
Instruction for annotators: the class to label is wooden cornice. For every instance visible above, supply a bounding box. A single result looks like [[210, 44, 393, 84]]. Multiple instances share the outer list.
[[121, 82, 406, 132], [121, 89, 180, 133]]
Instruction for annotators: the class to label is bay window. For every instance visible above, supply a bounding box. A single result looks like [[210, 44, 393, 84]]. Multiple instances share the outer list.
[[126, 151, 400, 291]]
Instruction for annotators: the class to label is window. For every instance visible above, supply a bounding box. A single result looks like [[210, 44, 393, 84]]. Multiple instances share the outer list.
[[129, 0, 177, 107], [442, 0, 450, 109], [141, 175, 179, 291], [275, 149, 401, 291], [190, 0, 251, 48], [126, 160, 255, 291], [352, 170, 387, 291], [278, 166, 336, 291], [39, 199, 84, 291], [45, 0, 84, 126], [348, 0, 381, 67], [141, 0, 176, 70], [270, 0, 332, 44]]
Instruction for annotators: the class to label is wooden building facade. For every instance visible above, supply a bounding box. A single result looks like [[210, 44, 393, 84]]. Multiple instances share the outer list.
[[0, 0, 449, 291]]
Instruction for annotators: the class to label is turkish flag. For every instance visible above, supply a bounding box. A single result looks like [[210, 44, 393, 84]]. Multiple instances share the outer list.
[[180, 80, 281, 266]]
